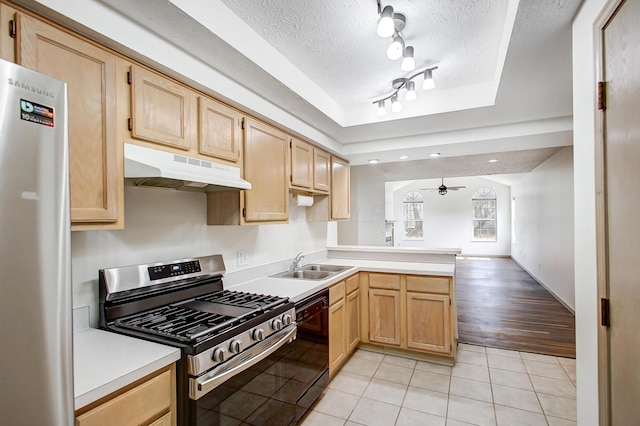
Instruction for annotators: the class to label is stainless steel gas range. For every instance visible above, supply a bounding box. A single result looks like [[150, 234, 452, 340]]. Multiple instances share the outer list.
[[99, 254, 328, 426]]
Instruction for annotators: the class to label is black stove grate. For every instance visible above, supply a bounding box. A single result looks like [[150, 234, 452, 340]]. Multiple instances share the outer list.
[[113, 290, 289, 344]]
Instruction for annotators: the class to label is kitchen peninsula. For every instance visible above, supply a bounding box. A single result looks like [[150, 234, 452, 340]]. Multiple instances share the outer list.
[[227, 246, 461, 369]]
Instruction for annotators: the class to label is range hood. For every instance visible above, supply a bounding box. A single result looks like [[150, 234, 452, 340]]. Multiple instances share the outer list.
[[124, 143, 251, 192]]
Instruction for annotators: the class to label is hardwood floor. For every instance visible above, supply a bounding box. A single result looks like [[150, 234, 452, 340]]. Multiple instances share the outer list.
[[456, 256, 576, 358]]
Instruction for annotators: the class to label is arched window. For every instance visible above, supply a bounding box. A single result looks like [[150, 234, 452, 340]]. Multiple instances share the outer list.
[[403, 191, 423, 239], [472, 187, 497, 241]]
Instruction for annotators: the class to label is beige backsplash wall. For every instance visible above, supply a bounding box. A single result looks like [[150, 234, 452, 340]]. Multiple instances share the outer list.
[[71, 185, 328, 328]]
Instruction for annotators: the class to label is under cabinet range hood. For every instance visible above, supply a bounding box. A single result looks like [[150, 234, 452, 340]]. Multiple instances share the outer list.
[[124, 143, 251, 192]]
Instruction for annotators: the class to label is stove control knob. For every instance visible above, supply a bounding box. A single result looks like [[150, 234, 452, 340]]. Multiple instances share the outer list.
[[229, 340, 242, 354], [281, 314, 293, 326], [252, 328, 265, 341], [271, 318, 283, 331], [212, 348, 226, 363]]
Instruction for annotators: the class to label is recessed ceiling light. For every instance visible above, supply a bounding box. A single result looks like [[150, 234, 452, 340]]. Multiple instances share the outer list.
[[369, 159, 379, 164], [488, 159, 498, 163], [399, 155, 409, 160], [429, 153, 441, 157]]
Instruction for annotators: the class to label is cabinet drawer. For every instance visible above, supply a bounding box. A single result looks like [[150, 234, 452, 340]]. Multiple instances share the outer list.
[[75, 369, 172, 426], [369, 273, 400, 290], [329, 281, 345, 305], [346, 274, 359, 294], [406, 275, 450, 294]]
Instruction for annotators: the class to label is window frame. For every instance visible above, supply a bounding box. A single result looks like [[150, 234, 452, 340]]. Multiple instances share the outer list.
[[403, 191, 424, 240], [471, 187, 497, 242]]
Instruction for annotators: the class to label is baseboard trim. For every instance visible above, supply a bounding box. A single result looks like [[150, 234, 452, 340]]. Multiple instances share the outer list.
[[510, 256, 575, 314]]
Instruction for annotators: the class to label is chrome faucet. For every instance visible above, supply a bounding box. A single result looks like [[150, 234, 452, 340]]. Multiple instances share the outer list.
[[291, 252, 305, 271]]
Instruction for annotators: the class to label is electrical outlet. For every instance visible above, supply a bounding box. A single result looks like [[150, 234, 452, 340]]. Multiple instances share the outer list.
[[237, 250, 248, 266]]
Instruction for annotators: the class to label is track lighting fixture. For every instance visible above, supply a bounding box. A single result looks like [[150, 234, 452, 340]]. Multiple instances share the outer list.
[[372, 67, 438, 116]]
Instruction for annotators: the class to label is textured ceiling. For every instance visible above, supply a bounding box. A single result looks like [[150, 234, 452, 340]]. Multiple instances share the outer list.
[[92, 0, 582, 182], [219, 0, 507, 105]]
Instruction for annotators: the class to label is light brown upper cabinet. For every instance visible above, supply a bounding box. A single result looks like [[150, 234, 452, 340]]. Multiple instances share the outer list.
[[330, 156, 350, 220], [16, 12, 122, 229], [290, 137, 314, 189], [290, 138, 331, 194], [243, 118, 289, 222], [129, 64, 194, 151], [198, 96, 242, 164], [208, 118, 289, 225], [1, 4, 16, 61], [313, 148, 331, 193]]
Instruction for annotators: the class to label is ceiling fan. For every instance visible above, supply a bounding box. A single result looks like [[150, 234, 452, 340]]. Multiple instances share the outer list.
[[421, 178, 466, 195]]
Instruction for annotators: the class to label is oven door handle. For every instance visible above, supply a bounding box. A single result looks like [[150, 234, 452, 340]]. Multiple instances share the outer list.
[[191, 325, 297, 399]]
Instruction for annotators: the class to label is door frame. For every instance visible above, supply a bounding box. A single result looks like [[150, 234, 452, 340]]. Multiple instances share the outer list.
[[593, 0, 629, 424]]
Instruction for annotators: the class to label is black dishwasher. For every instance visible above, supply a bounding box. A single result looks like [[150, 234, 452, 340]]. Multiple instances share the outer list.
[[290, 289, 330, 423]]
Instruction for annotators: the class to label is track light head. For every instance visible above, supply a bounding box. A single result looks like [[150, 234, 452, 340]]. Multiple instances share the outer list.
[[377, 5, 395, 37], [401, 46, 416, 71], [405, 81, 416, 101], [376, 100, 387, 116], [423, 68, 436, 90], [391, 95, 402, 113], [387, 34, 405, 60]]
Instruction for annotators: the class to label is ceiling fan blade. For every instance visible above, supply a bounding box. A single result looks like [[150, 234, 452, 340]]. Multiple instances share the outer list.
[[447, 186, 467, 190]]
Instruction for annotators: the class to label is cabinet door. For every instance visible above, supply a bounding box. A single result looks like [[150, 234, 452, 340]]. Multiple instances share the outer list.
[[313, 148, 330, 193], [346, 288, 361, 354], [243, 118, 289, 222], [330, 156, 350, 220], [329, 298, 346, 376], [290, 137, 313, 189], [130, 65, 192, 150], [368, 289, 400, 346], [198, 96, 241, 163], [406, 292, 451, 353], [1, 4, 16, 61], [17, 13, 119, 225]]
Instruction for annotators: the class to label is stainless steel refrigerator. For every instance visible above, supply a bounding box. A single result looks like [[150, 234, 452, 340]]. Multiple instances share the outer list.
[[0, 58, 73, 424]]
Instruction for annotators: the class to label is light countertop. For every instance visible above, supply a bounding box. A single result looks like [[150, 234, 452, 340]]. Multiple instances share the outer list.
[[73, 308, 181, 410], [227, 258, 455, 303]]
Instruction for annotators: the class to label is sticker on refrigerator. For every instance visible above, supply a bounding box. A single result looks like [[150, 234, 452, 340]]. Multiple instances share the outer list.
[[20, 99, 54, 127]]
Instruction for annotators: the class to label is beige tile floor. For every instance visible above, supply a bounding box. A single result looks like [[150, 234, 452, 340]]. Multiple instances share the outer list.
[[300, 344, 577, 426]]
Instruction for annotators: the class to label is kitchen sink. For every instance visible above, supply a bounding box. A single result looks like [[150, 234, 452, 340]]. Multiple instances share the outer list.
[[270, 270, 334, 280], [301, 264, 353, 273], [270, 264, 353, 280]]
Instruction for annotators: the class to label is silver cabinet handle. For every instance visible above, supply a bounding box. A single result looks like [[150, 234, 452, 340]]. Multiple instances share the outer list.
[[191, 326, 296, 399]]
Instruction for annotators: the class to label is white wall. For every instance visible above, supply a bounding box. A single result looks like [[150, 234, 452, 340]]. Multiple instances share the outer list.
[[391, 177, 511, 256], [338, 165, 386, 246], [573, 0, 608, 423], [511, 147, 575, 309], [71, 186, 327, 327]]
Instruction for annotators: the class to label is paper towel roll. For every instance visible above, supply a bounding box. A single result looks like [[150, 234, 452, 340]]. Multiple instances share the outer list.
[[296, 194, 314, 207]]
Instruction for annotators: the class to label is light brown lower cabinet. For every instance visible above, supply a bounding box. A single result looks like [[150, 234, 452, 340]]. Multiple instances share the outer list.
[[368, 288, 401, 346], [328, 296, 346, 376], [75, 364, 176, 426], [363, 273, 456, 360], [406, 292, 451, 353], [328, 274, 361, 376]]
